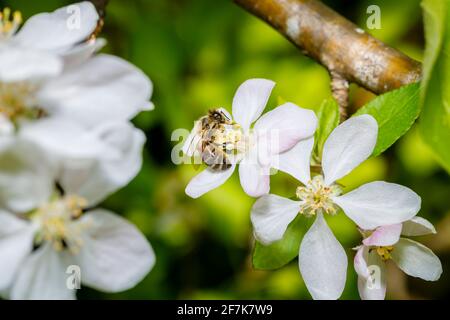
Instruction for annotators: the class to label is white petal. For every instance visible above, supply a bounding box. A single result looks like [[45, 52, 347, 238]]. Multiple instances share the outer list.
[[0, 211, 35, 290], [60, 122, 145, 206], [357, 250, 386, 300], [253, 103, 317, 154], [61, 38, 107, 68], [0, 139, 55, 213], [239, 150, 270, 197], [10, 244, 76, 300], [354, 246, 369, 279], [232, 79, 275, 130], [334, 181, 421, 230], [14, 2, 99, 52], [38, 54, 153, 127], [0, 47, 62, 82], [299, 213, 347, 300], [392, 238, 442, 281], [322, 115, 378, 185], [363, 224, 402, 247], [402, 217, 436, 236], [250, 195, 301, 245], [182, 121, 202, 157], [272, 137, 314, 185], [75, 209, 155, 292], [185, 165, 236, 199]]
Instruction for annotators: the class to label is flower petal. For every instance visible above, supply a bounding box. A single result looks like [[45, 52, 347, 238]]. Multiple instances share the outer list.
[[0, 47, 62, 82], [0, 139, 55, 213], [253, 103, 317, 154], [75, 209, 155, 292], [392, 238, 442, 281], [322, 115, 378, 185], [402, 216, 436, 236], [232, 79, 275, 130], [61, 38, 107, 68], [59, 122, 146, 206], [185, 165, 236, 199], [299, 213, 347, 300], [354, 246, 369, 279], [250, 195, 301, 245], [334, 181, 421, 230], [0, 211, 35, 291], [363, 224, 402, 247], [272, 137, 314, 185], [239, 150, 270, 197], [14, 1, 99, 52], [357, 250, 386, 300], [38, 54, 153, 127], [10, 244, 76, 300]]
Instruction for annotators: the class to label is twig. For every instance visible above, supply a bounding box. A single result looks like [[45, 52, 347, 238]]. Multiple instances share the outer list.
[[234, 0, 422, 119]]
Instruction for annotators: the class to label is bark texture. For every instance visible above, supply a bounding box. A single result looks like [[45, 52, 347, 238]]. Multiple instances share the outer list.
[[234, 0, 422, 97]]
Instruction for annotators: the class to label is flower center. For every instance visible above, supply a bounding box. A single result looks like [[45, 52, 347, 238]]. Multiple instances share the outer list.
[[296, 175, 342, 217], [31, 195, 90, 254], [374, 246, 394, 261], [0, 82, 45, 124], [0, 8, 22, 39]]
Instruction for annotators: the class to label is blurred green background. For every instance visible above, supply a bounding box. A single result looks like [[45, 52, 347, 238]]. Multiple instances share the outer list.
[[3, 0, 449, 299]]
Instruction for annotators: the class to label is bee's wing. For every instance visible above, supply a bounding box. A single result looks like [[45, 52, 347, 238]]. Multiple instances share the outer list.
[[183, 122, 202, 156]]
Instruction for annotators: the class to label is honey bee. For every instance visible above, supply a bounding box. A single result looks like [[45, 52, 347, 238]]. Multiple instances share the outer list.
[[188, 109, 238, 171]]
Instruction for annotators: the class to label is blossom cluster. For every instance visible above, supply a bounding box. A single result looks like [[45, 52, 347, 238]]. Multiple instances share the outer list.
[[183, 79, 442, 300], [0, 2, 155, 299]]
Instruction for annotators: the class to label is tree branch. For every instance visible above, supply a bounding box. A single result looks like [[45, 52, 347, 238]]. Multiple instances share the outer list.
[[234, 0, 422, 117], [89, 0, 109, 19]]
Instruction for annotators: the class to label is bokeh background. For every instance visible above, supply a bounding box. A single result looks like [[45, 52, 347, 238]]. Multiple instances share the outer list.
[[3, 0, 449, 299]]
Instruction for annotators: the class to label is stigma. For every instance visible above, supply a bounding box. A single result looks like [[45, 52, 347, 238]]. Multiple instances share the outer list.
[[0, 8, 22, 39], [32, 195, 90, 254], [296, 175, 342, 217]]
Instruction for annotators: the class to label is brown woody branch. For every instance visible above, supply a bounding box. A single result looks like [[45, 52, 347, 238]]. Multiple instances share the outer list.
[[234, 0, 422, 117], [89, 0, 109, 18]]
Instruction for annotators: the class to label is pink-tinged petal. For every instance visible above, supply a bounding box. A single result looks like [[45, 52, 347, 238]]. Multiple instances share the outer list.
[[392, 238, 442, 281], [239, 155, 270, 198], [357, 250, 386, 300], [402, 217, 436, 236], [322, 115, 378, 185], [232, 79, 275, 131], [254, 103, 317, 154], [333, 181, 421, 230], [363, 224, 402, 247], [272, 137, 314, 185], [185, 165, 236, 199], [299, 213, 347, 300], [250, 195, 301, 245], [354, 246, 370, 279]]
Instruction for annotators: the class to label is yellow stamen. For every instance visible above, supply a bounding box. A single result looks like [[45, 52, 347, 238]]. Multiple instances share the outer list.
[[0, 8, 22, 38], [375, 246, 394, 261]]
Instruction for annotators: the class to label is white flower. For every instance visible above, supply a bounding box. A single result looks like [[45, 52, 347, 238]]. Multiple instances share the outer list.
[[250, 115, 421, 300], [0, 124, 154, 300], [183, 79, 317, 198], [0, 2, 103, 64], [354, 217, 442, 300]]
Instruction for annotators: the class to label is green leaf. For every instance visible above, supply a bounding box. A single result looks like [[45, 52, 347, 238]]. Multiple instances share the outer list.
[[313, 98, 340, 161], [355, 83, 421, 156], [419, 0, 450, 173], [252, 215, 311, 270]]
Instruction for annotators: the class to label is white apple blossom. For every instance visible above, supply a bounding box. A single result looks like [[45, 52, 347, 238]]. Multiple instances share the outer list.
[[0, 123, 155, 300], [250, 115, 421, 300], [183, 79, 317, 198], [354, 217, 442, 300], [0, 2, 104, 64]]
